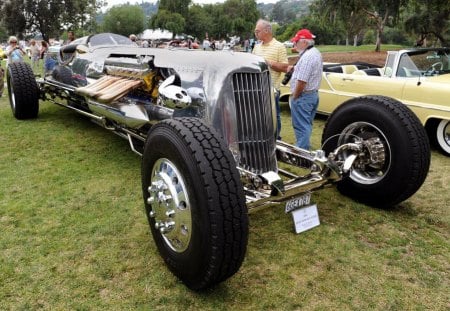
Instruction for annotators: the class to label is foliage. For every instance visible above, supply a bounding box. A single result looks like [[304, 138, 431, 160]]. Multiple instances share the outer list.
[[222, 0, 259, 39], [149, 10, 185, 38], [403, 0, 450, 46], [158, 0, 191, 19], [0, 0, 105, 42], [310, 0, 408, 51], [0, 24, 7, 42], [1, 1, 27, 40], [0, 0, 447, 49], [150, 0, 190, 38], [184, 4, 214, 40], [151, 0, 259, 41], [102, 4, 145, 37]]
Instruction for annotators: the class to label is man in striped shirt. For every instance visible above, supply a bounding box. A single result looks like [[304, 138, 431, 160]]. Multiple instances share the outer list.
[[253, 19, 288, 140], [289, 29, 323, 150]]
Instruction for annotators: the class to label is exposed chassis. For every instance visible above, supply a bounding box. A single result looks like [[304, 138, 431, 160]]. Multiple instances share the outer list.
[[38, 77, 371, 213]]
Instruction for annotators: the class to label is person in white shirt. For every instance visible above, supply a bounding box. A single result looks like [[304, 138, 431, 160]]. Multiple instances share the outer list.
[[5, 36, 25, 65]]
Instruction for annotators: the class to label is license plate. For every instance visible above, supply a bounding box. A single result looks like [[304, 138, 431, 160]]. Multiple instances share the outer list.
[[285, 192, 311, 213]]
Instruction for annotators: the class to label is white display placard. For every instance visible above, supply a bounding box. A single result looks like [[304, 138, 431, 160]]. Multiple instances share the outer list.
[[291, 204, 320, 234]]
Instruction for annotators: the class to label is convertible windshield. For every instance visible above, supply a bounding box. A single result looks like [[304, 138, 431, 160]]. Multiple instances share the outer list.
[[398, 49, 450, 77], [88, 33, 135, 47]]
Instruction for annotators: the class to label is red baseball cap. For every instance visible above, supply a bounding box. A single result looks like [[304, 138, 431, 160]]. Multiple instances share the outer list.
[[291, 29, 316, 43]]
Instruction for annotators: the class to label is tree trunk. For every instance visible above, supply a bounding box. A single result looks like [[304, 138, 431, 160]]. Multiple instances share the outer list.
[[375, 28, 381, 52]]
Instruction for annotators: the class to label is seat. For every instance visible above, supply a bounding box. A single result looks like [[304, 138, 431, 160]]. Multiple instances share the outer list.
[[341, 65, 359, 74], [352, 70, 368, 75]]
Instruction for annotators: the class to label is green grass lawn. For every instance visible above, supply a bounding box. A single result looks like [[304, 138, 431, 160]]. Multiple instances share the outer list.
[[0, 61, 449, 310]]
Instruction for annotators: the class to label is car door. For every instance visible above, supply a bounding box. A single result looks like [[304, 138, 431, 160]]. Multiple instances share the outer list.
[[320, 73, 406, 113]]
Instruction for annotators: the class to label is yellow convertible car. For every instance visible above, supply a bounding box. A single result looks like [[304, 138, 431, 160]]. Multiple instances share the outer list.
[[280, 47, 450, 156]]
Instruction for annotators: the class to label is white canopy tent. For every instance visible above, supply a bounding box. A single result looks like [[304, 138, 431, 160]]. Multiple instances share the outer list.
[[140, 29, 173, 40]]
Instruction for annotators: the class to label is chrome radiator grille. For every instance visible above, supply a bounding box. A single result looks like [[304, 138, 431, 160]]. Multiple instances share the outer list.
[[232, 72, 277, 174]]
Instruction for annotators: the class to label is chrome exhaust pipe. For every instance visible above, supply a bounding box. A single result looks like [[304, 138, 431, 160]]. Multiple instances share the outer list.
[[87, 99, 173, 129]]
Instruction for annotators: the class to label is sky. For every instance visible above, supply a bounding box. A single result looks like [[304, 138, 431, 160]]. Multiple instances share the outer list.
[[105, 0, 277, 8]]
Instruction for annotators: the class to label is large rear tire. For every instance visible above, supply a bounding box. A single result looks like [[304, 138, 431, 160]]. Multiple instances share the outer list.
[[141, 118, 248, 290], [7, 62, 39, 119], [322, 96, 430, 208]]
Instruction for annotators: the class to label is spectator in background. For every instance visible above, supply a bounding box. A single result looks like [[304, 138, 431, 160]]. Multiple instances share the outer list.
[[252, 19, 288, 140], [65, 30, 75, 45], [244, 38, 250, 52], [40, 40, 49, 72], [29, 39, 41, 71], [289, 29, 323, 150], [5, 36, 25, 65], [39, 40, 48, 59], [129, 34, 137, 45], [216, 38, 224, 50], [0, 62, 4, 97], [202, 37, 210, 50]]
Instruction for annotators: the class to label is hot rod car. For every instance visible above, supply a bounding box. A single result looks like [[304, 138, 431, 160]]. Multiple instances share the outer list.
[[7, 33, 430, 290], [280, 47, 450, 156]]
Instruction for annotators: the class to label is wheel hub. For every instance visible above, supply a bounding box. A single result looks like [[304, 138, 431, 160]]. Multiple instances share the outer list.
[[339, 121, 391, 185], [147, 158, 192, 252]]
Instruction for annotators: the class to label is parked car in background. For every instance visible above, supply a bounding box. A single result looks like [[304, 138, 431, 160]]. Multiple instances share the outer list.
[[283, 40, 294, 48], [280, 47, 450, 156]]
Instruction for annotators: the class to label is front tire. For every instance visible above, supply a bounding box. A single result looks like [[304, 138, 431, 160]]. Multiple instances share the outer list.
[[322, 96, 430, 208], [142, 118, 248, 290], [7, 62, 39, 119]]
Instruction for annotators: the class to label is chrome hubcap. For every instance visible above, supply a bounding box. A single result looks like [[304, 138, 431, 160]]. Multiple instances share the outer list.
[[147, 158, 192, 252], [338, 121, 391, 185], [10, 84, 16, 110]]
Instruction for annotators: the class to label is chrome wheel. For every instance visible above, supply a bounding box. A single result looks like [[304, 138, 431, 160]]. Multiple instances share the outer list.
[[338, 121, 391, 185], [147, 158, 192, 253], [10, 84, 16, 110]]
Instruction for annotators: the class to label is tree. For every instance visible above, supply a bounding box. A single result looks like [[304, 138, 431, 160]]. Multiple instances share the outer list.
[[150, 0, 191, 37], [102, 4, 145, 37], [361, 0, 408, 51], [149, 9, 185, 38], [404, 0, 449, 46], [0, 0, 105, 42], [1, 1, 27, 39], [271, 2, 285, 24], [62, 0, 106, 36], [311, 0, 408, 50], [158, 0, 191, 19], [221, 0, 259, 39], [185, 4, 214, 40]]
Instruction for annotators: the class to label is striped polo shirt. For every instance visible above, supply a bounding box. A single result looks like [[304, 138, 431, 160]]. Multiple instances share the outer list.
[[253, 38, 288, 89]]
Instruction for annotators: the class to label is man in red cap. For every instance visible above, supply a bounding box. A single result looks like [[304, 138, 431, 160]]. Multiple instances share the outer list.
[[289, 28, 322, 150], [253, 19, 288, 140]]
